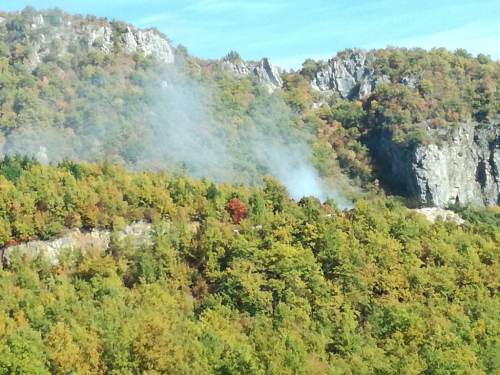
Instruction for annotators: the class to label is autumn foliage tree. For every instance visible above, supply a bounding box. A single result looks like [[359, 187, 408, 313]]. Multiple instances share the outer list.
[[226, 197, 247, 224]]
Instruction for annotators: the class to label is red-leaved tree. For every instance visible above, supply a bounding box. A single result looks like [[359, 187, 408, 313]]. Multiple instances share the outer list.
[[226, 198, 248, 224]]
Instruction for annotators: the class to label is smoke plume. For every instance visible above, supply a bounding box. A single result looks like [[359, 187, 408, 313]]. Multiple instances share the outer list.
[[2, 66, 352, 209]]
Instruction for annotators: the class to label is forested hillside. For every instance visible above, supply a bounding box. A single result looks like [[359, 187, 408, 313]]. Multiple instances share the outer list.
[[1, 7, 498, 199], [1, 159, 500, 374], [0, 7, 344, 200], [283, 48, 500, 187], [2, 6, 500, 374]]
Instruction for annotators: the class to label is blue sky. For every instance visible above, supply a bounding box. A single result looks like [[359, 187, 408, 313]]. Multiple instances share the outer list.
[[3, 0, 500, 70]]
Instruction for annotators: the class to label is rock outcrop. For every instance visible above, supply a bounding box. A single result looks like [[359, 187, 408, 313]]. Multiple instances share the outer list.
[[222, 58, 283, 92], [309, 49, 376, 99], [415, 207, 465, 225], [27, 15, 174, 71], [221, 60, 253, 79], [254, 58, 283, 92], [374, 121, 500, 208], [2, 222, 152, 265], [121, 27, 174, 64], [308, 49, 418, 99]]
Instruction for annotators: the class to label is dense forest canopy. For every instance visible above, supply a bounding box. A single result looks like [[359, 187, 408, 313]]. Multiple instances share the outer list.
[[2, 159, 500, 374], [1, 6, 500, 375]]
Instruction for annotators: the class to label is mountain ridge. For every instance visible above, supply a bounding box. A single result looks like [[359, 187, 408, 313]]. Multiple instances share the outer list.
[[1, 7, 500, 207]]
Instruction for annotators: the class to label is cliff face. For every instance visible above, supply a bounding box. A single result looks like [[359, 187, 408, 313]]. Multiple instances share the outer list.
[[221, 57, 283, 93], [308, 49, 380, 99], [28, 14, 174, 71], [303, 49, 500, 208], [308, 49, 421, 100], [374, 121, 500, 207]]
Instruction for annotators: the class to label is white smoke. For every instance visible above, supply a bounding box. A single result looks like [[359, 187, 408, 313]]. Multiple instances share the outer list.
[[144, 70, 352, 208], [2, 64, 352, 209]]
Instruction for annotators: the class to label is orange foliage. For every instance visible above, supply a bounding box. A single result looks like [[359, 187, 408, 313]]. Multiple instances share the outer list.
[[226, 198, 247, 224]]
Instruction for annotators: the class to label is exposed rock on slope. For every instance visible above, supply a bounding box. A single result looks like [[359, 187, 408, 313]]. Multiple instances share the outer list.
[[2, 221, 202, 266], [2, 222, 152, 265], [415, 207, 465, 225], [254, 58, 283, 92], [27, 15, 174, 71], [121, 27, 174, 64], [222, 58, 283, 92], [374, 121, 500, 208], [221, 60, 253, 79], [308, 49, 418, 99], [309, 49, 376, 99]]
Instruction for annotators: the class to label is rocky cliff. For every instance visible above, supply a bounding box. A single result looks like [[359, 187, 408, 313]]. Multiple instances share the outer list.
[[309, 49, 377, 99], [308, 49, 420, 100], [28, 14, 174, 71], [298, 49, 500, 208], [374, 121, 500, 208], [222, 57, 283, 93]]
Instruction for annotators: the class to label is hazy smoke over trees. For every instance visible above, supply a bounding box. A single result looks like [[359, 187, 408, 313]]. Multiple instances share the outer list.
[[2, 65, 351, 208]]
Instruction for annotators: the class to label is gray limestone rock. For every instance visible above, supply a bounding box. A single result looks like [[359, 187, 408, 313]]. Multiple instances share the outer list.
[[26, 18, 174, 70], [221, 58, 283, 92], [120, 28, 174, 64], [31, 14, 44, 29], [415, 207, 464, 225], [375, 75, 390, 85], [375, 122, 500, 208], [134, 29, 174, 64], [2, 222, 153, 265], [221, 60, 252, 79], [28, 50, 41, 71], [311, 97, 328, 110], [308, 50, 422, 99], [254, 58, 283, 93], [400, 75, 421, 87], [309, 49, 376, 99], [121, 27, 138, 52]]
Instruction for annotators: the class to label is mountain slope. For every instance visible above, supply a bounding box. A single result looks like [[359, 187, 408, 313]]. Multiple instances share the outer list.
[[1, 159, 500, 374], [1, 7, 500, 374], [0, 8, 354, 203], [2, 7, 500, 207], [284, 48, 500, 206]]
